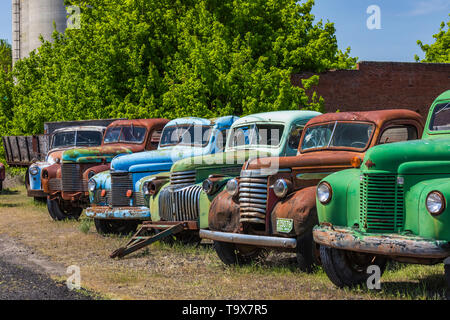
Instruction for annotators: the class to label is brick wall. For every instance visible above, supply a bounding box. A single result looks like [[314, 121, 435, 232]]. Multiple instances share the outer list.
[[292, 61, 450, 117]]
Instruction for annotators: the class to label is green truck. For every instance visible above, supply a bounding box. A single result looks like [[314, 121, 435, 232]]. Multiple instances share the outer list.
[[314, 90, 450, 289]]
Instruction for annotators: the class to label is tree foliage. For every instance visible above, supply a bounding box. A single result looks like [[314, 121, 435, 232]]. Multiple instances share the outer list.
[[0, 40, 12, 73], [415, 14, 449, 63], [2, 0, 356, 136]]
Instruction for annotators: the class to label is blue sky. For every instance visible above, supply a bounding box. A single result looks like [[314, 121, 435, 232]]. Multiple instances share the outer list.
[[0, 0, 448, 62]]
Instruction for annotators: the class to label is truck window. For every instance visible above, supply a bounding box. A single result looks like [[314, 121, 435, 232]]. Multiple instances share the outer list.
[[159, 125, 212, 147], [51, 131, 103, 149], [429, 102, 450, 131], [379, 125, 418, 144], [287, 125, 303, 150], [228, 124, 284, 148], [103, 126, 147, 144], [76, 131, 103, 146], [147, 130, 162, 150]]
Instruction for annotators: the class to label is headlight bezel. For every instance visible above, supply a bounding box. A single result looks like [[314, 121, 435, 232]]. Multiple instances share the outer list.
[[273, 179, 289, 198], [317, 182, 332, 205], [226, 178, 239, 197], [143, 181, 151, 196], [426, 191, 446, 216], [29, 166, 39, 176], [202, 179, 214, 195], [88, 179, 96, 193]]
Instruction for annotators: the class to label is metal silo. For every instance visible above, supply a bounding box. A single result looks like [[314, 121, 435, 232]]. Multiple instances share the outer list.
[[12, 0, 67, 65]]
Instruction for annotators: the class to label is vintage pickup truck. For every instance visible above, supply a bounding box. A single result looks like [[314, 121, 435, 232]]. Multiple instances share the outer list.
[[42, 119, 169, 220], [313, 91, 450, 288], [140, 111, 322, 244], [86, 116, 239, 235], [27, 126, 106, 199], [200, 110, 424, 270]]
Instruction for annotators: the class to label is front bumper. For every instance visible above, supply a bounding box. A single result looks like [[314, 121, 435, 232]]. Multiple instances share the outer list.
[[27, 189, 47, 198], [199, 230, 297, 249], [313, 224, 450, 259], [85, 206, 150, 220]]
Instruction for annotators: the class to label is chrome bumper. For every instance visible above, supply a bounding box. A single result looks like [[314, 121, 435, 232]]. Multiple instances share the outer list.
[[199, 230, 297, 249]]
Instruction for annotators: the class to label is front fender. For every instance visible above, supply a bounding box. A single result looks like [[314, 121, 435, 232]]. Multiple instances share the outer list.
[[208, 190, 240, 233], [82, 164, 110, 181]]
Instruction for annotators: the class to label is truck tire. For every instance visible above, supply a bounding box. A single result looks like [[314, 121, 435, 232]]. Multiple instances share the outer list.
[[296, 231, 316, 273], [445, 261, 450, 300], [213, 241, 267, 266], [47, 198, 82, 221], [94, 219, 139, 235], [320, 245, 387, 288]]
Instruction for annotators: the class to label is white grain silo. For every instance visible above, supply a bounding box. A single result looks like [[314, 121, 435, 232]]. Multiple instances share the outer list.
[[12, 0, 67, 65]]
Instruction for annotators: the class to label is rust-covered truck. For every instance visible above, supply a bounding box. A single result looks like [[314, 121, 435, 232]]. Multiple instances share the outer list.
[[41, 119, 169, 220], [200, 110, 424, 270]]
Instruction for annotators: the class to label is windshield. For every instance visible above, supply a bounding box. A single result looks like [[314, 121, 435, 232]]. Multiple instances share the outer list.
[[103, 126, 147, 144], [429, 102, 450, 131], [228, 124, 285, 148], [301, 122, 374, 151], [159, 125, 212, 147], [51, 131, 103, 149]]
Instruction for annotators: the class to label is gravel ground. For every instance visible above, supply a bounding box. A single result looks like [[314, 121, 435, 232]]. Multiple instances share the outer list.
[[0, 258, 93, 300]]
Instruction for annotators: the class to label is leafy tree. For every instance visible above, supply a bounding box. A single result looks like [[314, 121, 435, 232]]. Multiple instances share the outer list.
[[6, 0, 356, 135], [415, 14, 449, 62], [0, 40, 12, 73]]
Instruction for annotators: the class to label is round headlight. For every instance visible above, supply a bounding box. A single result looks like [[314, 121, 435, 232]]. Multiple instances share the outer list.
[[426, 191, 445, 216], [273, 179, 289, 198], [29, 166, 39, 176], [202, 179, 214, 195], [88, 171, 96, 179], [317, 182, 332, 204], [143, 181, 150, 196], [88, 179, 96, 192], [226, 179, 239, 196]]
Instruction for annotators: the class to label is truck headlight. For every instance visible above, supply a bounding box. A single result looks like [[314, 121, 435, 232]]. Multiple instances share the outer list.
[[202, 179, 214, 195], [88, 171, 96, 179], [143, 181, 150, 196], [317, 182, 332, 204], [88, 179, 96, 192], [273, 179, 289, 198], [426, 191, 445, 216], [226, 179, 239, 196], [29, 166, 39, 176]]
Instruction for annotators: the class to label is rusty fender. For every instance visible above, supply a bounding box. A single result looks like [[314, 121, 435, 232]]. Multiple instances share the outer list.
[[208, 190, 240, 233], [82, 164, 110, 180], [313, 224, 450, 259], [42, 163, 60, 194], [270, 186, 318, 238]]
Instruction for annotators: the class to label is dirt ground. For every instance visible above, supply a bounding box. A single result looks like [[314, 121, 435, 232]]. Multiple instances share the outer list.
[[0, 176, 448, 300]]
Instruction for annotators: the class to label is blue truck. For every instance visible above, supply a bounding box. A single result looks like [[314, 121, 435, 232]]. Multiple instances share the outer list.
[[86, 116, 238, 234]]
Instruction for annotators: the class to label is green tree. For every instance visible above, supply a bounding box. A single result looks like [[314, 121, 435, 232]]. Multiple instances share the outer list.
[[415, 14, 449, 62], [0, 40, 12, 72], [7, 0, 356, 135]]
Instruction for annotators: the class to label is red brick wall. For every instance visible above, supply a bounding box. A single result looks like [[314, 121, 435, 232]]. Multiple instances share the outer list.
[[292, 61, 450, 117]]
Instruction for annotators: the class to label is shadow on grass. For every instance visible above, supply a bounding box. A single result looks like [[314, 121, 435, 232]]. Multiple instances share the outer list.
[[0, 203, 19, 208], [0, 189, 20, 195]]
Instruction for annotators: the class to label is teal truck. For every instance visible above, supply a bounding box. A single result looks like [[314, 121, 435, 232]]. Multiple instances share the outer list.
[[110, 111, 321, 257], [313, 91, 450, 289]]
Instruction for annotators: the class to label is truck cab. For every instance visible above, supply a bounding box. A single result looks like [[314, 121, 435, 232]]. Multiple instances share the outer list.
[[201, 110, 423, 270], [42, 119, 169, 221], [86, 116, 238, 235], [314, 91, 450, 288], [27, 126, 106, 199]]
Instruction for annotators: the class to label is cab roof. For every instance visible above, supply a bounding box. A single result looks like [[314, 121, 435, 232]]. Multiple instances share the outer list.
[[305, 109, 424, 128], [436, 90, 450, 101], [53, 126, 106, 133], [108, 118, 170, 129], [231, 110, 322, 128], [164, 116, 239, 129]]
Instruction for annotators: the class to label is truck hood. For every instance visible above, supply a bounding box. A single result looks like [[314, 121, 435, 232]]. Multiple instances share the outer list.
[[360, 137, 450, 173], [247, 150, 363, 171], [111, 146, 210, 172], [62, 145, 133, 163], [170, 149, 276, 172]]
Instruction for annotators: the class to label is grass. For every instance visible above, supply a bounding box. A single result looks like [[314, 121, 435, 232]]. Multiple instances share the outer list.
[[0, 186, 448, 300]]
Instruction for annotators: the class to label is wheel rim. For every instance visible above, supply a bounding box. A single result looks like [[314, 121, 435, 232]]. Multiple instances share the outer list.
[[344, 251, 378, 273]]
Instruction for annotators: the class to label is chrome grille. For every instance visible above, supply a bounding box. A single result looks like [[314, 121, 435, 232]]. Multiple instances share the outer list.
[[49, 178, 62, 191], [134, 191, 146, 206], [93, 190, 110, 205], [111, 173, 133, 206], [360, 174, 404, 233], [61, 163, 84, 192], [170, 171, 196, 186], [159, 185, 203, 221], [239, 174, 269, 225]]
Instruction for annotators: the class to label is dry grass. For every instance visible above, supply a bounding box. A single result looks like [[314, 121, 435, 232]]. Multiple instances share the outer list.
[[0, 186, 447, 300]]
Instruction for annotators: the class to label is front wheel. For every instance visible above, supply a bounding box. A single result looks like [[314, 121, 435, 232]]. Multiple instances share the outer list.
[[47, 198, 82, 221], [213, 241, 267, 266], [94, 219, 139, 235], [320, 245, 387, 288]]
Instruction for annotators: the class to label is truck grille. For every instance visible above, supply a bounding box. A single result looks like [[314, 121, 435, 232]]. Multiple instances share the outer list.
[[239, 173, 269, 225], [111, 173, 133, 206], [93, 190, 110, 205], [159, 185, 203, 221], [170, 171, 196, 186], [360, 174, 404, 233], [61, 163, 85, 192], [134, 191, 146, 206], [49, 178, 62, 191]]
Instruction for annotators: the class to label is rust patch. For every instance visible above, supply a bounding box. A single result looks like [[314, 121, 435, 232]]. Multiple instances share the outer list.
[[209, 190, 240, 233]]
